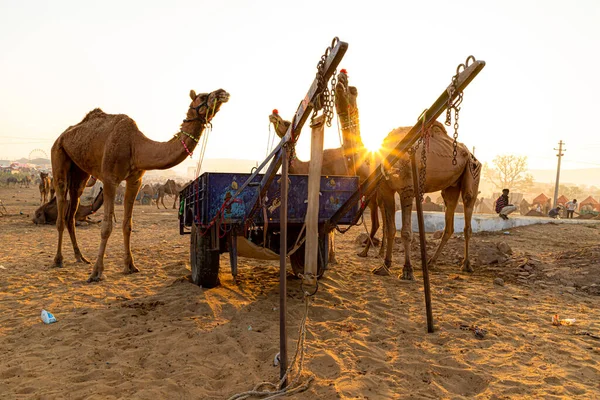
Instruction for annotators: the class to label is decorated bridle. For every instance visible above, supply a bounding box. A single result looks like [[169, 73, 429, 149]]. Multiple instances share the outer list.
[[178, 94, 219, 158]]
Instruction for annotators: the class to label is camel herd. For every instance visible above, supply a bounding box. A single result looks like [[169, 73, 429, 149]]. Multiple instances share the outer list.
[[10, 75, 479, 285]]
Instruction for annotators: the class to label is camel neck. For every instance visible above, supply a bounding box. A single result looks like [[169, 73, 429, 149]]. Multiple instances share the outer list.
[[133, 122, 205, 171]]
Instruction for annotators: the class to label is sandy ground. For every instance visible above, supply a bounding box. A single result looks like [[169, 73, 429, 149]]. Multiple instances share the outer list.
[[1, 185, 599, 399]]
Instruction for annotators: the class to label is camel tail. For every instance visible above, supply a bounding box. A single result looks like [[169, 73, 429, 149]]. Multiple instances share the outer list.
[[460, 153, 482, 207]]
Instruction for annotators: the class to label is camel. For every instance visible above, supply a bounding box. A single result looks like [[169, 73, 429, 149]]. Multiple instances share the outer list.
[[6, 176, 18, 186], [50, 88, 229, 282], [136, 184, 156, 206], [335, 71, 481, 280], [19, 175, 32, 188], [39, 172, 51, 205], [33, 188, 104, 225], [156, 179, 182, 209]]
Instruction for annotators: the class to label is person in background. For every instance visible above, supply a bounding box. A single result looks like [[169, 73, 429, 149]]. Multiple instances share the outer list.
[[565, 199, 577, 219], [495, 188, 517, 220], [548, 205, 562, 219]]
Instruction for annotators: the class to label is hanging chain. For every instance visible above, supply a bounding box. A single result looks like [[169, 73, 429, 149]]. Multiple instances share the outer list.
[[313, 37, 338, 127], [446, 55, 475, 166]]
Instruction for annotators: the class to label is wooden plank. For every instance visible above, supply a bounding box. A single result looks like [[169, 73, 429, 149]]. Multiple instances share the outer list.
[[303, 115, 325, 282]]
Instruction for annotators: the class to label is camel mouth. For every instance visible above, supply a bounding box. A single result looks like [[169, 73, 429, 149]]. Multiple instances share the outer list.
[[214, 90, 230, 104]]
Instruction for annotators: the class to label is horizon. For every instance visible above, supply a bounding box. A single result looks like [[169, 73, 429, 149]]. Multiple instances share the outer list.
[[1, 1, 600, 172]]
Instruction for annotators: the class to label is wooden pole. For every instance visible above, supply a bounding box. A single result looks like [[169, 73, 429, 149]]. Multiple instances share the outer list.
[[304, 115, 325, 283], [279, 145, 289, 384], [410, 152, 434, 333]]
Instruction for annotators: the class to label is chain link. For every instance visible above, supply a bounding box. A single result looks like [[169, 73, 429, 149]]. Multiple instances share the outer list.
[[313, 37, 338, 127], [445, 56, 474, 166]]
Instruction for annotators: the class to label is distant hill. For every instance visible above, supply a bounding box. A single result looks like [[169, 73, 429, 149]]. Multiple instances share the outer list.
[[16, 157, 51, 165]]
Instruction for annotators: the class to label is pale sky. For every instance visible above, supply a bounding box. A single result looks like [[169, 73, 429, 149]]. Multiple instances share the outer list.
[[1, 0, 599, 172]]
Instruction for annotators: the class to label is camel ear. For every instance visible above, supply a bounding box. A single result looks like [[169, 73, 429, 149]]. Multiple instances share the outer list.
[[189, 90, 197, 100]]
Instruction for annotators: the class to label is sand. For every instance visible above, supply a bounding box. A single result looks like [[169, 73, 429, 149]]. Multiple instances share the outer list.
[[1, 185, 599, 399]]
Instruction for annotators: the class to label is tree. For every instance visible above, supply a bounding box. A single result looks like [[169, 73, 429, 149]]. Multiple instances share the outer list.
[[559, 185, 585, 200], [484, 154, 534, 191]]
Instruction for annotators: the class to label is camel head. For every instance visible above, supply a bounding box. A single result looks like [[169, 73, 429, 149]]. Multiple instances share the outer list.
[[32, 204, 47, 225], [334, 69, 358, 116], [268, 110, 292, 139], [185, 89, 230, 124], [40, 171, 48, 180]]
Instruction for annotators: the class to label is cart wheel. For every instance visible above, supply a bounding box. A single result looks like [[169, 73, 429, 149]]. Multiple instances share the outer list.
[[190, 225, 221, 288], [290, 233, 328, 279]]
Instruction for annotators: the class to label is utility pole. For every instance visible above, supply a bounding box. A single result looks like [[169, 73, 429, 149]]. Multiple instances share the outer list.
[[553, 140, 565, 208]]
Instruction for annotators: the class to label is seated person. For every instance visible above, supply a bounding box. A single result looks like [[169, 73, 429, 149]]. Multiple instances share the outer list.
[[495, 189, 517, 220], [548, 205, 562, 219]]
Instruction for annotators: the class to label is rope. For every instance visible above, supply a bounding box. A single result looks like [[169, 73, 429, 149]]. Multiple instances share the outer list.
[[228, 295, 314, 400]]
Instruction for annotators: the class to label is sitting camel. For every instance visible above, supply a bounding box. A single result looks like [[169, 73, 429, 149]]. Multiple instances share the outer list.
[[336, 71, 481, 279], [39, 172, 52, 205], [33, 188, 104, 225], [156, 179, 182, 209], [50, 89, 229, 281], [136, 184, 156, 206]]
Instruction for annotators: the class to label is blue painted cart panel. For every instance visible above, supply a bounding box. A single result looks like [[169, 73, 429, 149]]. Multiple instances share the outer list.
[[181, 172, 359, 226]]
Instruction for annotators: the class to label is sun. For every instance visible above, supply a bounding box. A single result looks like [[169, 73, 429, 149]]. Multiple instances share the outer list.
[[362, 135, 382, 153]]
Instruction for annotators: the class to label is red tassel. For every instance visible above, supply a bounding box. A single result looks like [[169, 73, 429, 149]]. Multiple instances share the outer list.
[[272, 109, 279, 115]]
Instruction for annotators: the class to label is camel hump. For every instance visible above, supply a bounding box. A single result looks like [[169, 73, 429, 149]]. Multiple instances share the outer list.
[[80, 108, 108, 124]]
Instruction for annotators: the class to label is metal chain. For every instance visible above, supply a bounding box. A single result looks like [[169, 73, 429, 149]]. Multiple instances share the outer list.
[[445, 56, 476, 166], [313, 37, 338, 127]]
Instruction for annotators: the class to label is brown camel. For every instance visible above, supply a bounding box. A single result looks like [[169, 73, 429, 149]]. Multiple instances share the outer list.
[[39, 172, 51, 205], [156, 179, 182, 209], [33, 188, 104, 225], [50, 88, 229, 282], [336, 72, 481, 280]]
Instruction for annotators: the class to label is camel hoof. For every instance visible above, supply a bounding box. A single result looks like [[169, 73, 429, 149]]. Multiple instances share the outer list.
[[123, 265, 140, 274], [357, 250, 368, 258], [87, 275, 102, 283], [401, 269, 415, 281], [76, 255, 91, 264], [51, 261, 63, 268], [461, 262, 474, 273], [329, 257, 338, 265], [372, 266, 390, 276]]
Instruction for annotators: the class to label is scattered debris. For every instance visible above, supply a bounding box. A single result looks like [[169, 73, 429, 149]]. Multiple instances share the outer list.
[[460, 323, 487, 339], [497, 242, 512, 255], [41, 310, 57, 324], [493, 278, 505, 287], [575, 331, 600, 340], [553, 314, 576, 326]]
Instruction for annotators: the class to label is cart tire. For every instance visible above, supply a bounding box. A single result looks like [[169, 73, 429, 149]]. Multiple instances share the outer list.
[[190, 225, 221, 288], [290, 234, 328, 279]]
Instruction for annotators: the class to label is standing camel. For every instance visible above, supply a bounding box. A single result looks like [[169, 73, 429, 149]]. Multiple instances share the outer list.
[[335, 71, 481, 280], [156, 179, 182, 209], [51, 89, 229, 281], [39, 172, 52, 204]]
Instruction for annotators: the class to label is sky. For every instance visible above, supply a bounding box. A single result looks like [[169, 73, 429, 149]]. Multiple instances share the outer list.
[[1, 0, 599, 173]]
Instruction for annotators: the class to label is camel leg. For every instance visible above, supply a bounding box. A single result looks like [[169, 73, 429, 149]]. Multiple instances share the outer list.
[[51, 150, 70, 268], [373, 188, 396, 276], [377, 201, 387, 258], [328, 231, 337, 264], [161, 194, 167, 209], [460, 169, 480, 273], [155, 193, 160, 209], [399, 195, 414, 281], [428, 185, 461, 269], [122, 177, 142, 274], [359, 198, 380, 257], [88, 183, 117, 282], [65, 167, 91, 264], [172, 194, 178, 209]]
